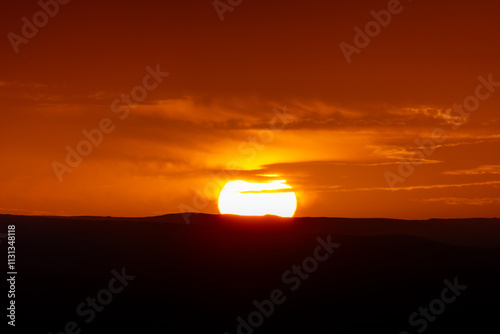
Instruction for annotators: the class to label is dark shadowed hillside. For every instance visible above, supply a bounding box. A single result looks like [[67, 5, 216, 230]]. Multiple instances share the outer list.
[[1, 214, 499, 333]]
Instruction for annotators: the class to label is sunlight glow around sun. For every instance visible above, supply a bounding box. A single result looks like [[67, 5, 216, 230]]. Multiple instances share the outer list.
[[218, 180, 297, 217]]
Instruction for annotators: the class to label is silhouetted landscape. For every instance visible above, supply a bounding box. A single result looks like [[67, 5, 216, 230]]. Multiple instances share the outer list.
[[2, 214, 499, 333]]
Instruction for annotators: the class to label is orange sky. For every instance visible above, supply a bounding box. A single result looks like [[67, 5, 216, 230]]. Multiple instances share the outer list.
[[0, 0, 499, 219]]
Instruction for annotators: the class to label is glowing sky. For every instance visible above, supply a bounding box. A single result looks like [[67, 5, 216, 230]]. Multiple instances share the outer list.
[[0, 0, 499, 218]]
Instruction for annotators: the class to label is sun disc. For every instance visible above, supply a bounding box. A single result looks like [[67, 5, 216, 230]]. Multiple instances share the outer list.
[[218, 180, 297, 217]]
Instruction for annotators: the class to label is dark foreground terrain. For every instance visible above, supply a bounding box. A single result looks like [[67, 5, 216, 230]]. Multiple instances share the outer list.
[[1, 213, 499, 333]]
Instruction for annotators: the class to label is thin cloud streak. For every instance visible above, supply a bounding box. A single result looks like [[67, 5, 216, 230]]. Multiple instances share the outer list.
[[417, 197, 500, 206], [330, 180, 500, 193], [444, 165, 500, 176]]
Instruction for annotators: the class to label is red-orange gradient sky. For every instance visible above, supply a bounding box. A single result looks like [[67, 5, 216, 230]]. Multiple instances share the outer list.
[[0, 0, 499, 218]]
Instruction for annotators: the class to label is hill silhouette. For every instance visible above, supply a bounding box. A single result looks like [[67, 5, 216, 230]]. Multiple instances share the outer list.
[[1, 214, 499, 333]]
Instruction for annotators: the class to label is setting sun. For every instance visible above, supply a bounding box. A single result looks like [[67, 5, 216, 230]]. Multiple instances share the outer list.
[[218, 180, 297, 217]]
